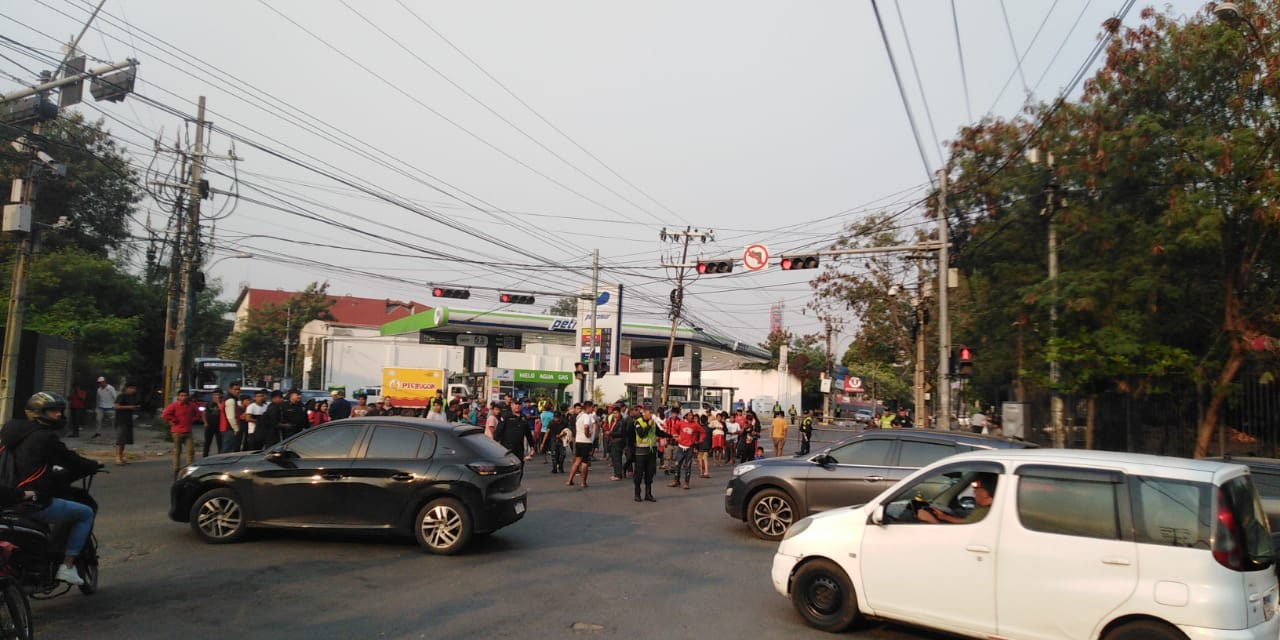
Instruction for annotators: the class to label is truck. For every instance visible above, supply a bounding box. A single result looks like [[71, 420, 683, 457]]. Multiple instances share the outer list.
[[380, 367, 471, 409]]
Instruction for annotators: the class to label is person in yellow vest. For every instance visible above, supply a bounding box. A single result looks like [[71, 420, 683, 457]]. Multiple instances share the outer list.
[[799, 410, 815, 455], [879, 409, 895, 430], [622, 406, 671, 502]]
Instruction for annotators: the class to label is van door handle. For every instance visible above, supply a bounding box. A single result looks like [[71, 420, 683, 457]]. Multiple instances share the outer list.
[[965, 545, 991, 554], [864, 475, 884, 482], [1101, 556, 1132, 566]]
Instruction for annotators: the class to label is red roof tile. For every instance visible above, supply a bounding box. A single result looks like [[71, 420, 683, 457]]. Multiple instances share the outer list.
[[236, 288, 430, 328]]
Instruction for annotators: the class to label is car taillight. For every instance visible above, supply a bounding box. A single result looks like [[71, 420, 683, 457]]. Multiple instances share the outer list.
[[468, 462, 498, 476], [1213, 487, 1244, 570]]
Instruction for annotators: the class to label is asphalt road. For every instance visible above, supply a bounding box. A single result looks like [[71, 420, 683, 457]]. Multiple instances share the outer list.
[[36, 426, 951, 640]]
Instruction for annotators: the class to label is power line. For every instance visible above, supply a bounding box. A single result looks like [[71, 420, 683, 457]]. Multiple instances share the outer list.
[[870, 0, 936, 187], [893, 0, 945, 167], [950, 0, 972, 122]]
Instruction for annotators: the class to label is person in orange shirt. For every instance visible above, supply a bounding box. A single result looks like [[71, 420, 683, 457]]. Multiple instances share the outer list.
[[770, 411, 789, 458]]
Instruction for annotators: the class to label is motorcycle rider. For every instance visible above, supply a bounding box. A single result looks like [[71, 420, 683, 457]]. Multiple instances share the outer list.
[[0, 392, 101, 586]]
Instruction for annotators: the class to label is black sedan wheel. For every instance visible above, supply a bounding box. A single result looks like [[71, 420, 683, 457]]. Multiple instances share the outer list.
[[748, 488, 796, 541], [791, 559, 860, 633], [415, 497, 472, 555], [190, 488, 247, 544]]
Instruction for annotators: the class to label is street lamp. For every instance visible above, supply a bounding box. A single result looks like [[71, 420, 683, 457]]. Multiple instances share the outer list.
[[204, 251, 253, 270], [1213, 2, 1266, 53]]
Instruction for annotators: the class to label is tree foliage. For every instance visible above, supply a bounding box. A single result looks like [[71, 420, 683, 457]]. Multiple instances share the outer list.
[[221, 282, 335, 384], [942, 4, 1280, 455], [546, 296, 578, 317]]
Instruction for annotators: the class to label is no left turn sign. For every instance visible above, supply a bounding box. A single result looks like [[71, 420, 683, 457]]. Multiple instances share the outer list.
[[743, 244, 769, 271]]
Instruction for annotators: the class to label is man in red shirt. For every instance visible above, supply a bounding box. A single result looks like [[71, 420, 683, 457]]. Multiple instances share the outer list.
[[667, 411, 705, 490], [162, 390, 201, 476]]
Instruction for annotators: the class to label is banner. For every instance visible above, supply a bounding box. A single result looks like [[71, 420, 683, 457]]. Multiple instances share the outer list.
[[382, 367, 443, 408]]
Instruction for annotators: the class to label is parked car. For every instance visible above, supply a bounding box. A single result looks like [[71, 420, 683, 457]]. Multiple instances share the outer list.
[[169, 417, 528, 555], [726, 430, 1032, 540], [851, 409, 874, 424], [772, 449, 1279, 639], [679, 401, 718, 416]]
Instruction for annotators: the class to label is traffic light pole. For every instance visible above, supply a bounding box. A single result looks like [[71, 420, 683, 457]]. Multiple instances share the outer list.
[[937, 169, 952, 430], [587, 248, 598, 403]]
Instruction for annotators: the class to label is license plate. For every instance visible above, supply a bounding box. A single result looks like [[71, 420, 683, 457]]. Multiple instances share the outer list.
[[514, 501, 525, 515]]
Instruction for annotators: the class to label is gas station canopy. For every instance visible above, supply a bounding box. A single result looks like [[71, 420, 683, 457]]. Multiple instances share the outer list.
[[379, 306, 770, 370]]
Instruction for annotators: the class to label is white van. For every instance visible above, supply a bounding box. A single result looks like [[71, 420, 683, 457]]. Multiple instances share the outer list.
[[772, 449, 1279, 639]]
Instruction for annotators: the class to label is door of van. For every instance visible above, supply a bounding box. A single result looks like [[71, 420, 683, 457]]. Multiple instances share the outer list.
[[995, 465, 1137, 640]]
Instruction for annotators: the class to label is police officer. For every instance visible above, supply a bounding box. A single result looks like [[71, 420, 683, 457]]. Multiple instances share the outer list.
[[799, 409, 815, 455], [622, 406, 671, 502], [278, 389, 309, 440]]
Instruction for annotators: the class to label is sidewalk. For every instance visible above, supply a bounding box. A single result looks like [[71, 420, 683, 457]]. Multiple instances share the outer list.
[[66, 415, 182, 462]]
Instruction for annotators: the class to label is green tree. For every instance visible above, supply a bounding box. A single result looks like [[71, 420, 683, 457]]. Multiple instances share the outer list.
[[0, 113, 138, 255], [546, 296, 578, 317], [943, 5, 1280, 455], [222, 282, 335, 384]]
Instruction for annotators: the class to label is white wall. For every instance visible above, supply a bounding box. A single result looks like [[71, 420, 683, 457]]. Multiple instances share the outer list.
[[594, 369, 803, 411]]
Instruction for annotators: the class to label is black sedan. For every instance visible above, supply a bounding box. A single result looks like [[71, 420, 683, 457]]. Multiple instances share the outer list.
[[725, 428, 1033, 540], [169, 417, 527, 555]]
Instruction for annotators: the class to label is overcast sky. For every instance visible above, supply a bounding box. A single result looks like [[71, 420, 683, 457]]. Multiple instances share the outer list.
[[2, 0, 1210, 353]]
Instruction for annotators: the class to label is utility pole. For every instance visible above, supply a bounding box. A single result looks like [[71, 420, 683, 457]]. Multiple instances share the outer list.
[[1045, 152, 1064, 448], [282, 305, 292, 389], [914, 257, 929, 428], [170, 96, 207, 400], [658, 227, 713, 409], [0, 134, 39, 421], [937, 168, 951, 430], [587, 248, 599, 403]]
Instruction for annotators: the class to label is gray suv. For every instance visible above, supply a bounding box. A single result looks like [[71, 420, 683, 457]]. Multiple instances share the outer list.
[[725, 429, 1033, 540]]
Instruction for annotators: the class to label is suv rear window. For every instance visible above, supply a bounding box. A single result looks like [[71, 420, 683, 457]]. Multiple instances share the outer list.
[[1219, 475, 1275, 571]]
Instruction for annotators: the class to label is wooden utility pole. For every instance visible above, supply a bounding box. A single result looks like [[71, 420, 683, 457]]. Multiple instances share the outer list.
[[170, 96, 206, 401], [913, 257, 929, 428], [936, 169, 951, 429], [658, 227, 713, 409]]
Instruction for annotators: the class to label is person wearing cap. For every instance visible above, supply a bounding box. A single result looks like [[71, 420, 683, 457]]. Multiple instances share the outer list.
[[92, 376, 117, 439], [328, 389, 351, 420], [621, 405, 672, 502]]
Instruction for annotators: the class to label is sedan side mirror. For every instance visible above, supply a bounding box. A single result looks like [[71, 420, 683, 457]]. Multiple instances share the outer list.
[[813, 454, 835, 466], [266, 449, 296, 462], [870, 504, 885, 525]]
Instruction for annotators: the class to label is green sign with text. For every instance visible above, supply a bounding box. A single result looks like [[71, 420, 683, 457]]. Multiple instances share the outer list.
[[513, 369, 573, 385]]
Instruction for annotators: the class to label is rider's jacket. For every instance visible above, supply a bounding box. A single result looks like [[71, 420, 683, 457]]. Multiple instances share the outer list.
[[0, 419, 98, 499]]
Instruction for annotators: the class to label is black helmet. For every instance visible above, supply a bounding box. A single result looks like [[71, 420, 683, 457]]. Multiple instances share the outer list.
[[25, 391, 67, 421]]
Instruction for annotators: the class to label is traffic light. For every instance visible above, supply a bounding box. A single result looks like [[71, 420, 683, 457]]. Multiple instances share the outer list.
[[499, 293, 535, 305], [574, 361, 585, 380], [958, 346, 973, 376], [779, 254, 820, 270], [696, 260, 733, 274], [432, 287, 470, 299]]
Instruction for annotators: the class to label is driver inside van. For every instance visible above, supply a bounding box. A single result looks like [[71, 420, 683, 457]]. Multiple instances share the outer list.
[[918, 473, 996, 524]]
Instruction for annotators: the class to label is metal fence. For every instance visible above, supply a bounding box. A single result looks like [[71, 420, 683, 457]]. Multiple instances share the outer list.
[[1016, 367, 1280, 458]]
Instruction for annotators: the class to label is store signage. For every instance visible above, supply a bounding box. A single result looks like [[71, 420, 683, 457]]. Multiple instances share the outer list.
[[456, 334, 489, 347], [549, 318, 577, 331], [513, 369, 573, 385]]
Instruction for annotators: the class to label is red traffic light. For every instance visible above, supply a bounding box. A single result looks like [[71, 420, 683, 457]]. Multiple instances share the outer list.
[[432, 287, 470, 299], [499, 293, 535, 305], [696, 260, 732, 274], [960, 347, 972, 362], [780, 255, 819, 270]]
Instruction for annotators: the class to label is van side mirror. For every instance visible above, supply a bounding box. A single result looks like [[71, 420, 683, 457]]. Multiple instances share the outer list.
[[870, 504, 885, 525]]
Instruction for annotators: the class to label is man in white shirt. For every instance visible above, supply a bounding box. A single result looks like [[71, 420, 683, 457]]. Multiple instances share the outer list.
[[565, 401, 597, 488], [222, 383, 243, 453], [92, 376, 118, 439], [244, 390, 269, 451]]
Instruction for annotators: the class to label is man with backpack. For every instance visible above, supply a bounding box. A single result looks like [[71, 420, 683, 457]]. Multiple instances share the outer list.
[[0, 392, 101, 586]]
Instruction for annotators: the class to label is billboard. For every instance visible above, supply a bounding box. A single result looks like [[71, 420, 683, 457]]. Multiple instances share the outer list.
[[576, 283, 622, 375], [382, 367, 443, 408]]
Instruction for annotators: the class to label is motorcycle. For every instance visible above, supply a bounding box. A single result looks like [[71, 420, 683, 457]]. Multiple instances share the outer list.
[[0, 469, 102, 600]]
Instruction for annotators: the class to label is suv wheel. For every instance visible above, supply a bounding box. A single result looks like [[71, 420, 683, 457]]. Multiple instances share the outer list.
[[190, 488, 247, 544], [415, 497, 472, 555], [791, 558, 860, 632], [1105, 620, 1186, 640], [748, 488, 795, 540]]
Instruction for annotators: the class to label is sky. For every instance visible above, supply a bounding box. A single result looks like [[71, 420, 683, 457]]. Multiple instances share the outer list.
[[0, 0, 1212, 356]]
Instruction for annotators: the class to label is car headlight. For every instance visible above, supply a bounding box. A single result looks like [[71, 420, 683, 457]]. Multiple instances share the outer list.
[[732, 463, 759, 477], [178, 465, 199, 480], [783, 516, 813, 540]]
